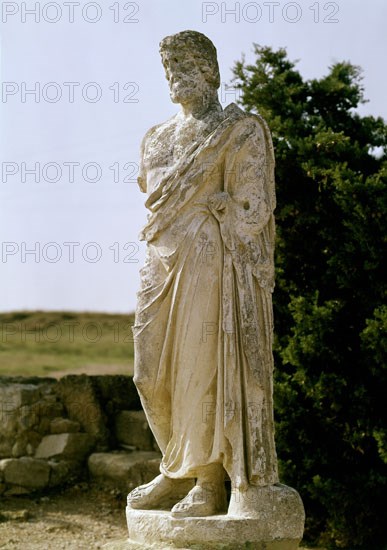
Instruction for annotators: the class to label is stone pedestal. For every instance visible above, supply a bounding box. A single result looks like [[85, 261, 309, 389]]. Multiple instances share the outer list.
[[120, 484, 305, 550]]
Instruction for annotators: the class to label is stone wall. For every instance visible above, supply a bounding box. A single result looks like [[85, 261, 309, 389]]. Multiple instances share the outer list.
[[0, 375, 160, 496]]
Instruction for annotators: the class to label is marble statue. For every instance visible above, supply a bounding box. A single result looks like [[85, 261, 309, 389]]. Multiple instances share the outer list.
[[125, 30, 304, 548]]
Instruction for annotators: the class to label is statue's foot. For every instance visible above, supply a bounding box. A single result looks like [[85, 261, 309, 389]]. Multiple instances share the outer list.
[[127, 474, 177, 509], [171, 483, 227, 518]]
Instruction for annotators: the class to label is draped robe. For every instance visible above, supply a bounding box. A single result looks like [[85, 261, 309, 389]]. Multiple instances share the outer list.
[[133, 103, 279, 490]]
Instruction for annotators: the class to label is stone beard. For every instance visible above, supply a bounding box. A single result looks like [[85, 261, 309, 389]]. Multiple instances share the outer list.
[[127, 30, 285, 521]]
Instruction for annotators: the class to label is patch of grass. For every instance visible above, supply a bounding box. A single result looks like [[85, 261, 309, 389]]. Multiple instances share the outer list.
[[0, 310, 135, 377]]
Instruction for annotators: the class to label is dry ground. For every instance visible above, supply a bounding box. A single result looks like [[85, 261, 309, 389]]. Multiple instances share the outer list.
[[0, 482, 128, 549]]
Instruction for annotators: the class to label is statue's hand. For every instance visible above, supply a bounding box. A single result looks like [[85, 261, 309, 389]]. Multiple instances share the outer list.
[[208, 192, 229, 220]]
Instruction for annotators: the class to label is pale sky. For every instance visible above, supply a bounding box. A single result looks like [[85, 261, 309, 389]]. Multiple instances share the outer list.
[[1, 0, 386, 313]]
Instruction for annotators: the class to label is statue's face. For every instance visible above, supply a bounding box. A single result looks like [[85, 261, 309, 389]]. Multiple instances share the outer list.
[[162, 50, 209, 104]]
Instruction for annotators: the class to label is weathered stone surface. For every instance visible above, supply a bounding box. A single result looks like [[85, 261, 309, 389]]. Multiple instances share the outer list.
[[115, 411, 155, 451], [36, 398, 64, 433], [55, 375, 109, 449], [104, 541, 300, 550], [88, 452, 161, 491], [0, 457, 50, 488], [26, 431, 43, 454], [4, 485, 32, 496], [0, 384, 40, 441], [50, 417, 80, 434], [0, 376, 55, 386], [122, 31, 305, 549], [0, 383, 40, 410], [8, 431, 41, 458], [228, 483, 304, 521], [93, 376, 141, 413], [26, 443, 34, 456], [11, 439, 27, 458], [103, 541, 188, 549], [104, 540, 299, 550], [0, 375, 141, 460], [35, 433, 94, 460], [128, 28, 285, 519], [0, 440, 12, 459], [125, 490, 304, 548], [48, 460, 81, 487], [0, 379, 64, 458], [103, 541, 187, 549]]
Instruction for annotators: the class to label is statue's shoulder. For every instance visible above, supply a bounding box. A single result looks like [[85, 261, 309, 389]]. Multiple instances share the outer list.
[[224, 103, 272, 146], [141, 114, 177, 149], [224, 103, 269, 134]]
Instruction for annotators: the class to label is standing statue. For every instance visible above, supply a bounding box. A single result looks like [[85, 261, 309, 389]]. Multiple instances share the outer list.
[[127, 31, 304, 538]]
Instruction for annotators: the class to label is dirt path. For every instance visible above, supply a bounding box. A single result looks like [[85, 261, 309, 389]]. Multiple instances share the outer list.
[[0, 482, 128, 549]]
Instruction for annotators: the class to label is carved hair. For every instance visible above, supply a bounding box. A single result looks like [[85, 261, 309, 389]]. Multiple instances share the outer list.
[[159, 30, 221, 90]]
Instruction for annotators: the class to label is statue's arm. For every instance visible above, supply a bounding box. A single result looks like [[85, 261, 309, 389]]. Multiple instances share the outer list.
[[137, 124, 160, 194], [209, 117, 274, 240], [137, 133, 148, 193]]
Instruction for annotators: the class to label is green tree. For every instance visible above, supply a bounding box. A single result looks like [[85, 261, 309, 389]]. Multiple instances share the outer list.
[[233, 46, 387, 548]]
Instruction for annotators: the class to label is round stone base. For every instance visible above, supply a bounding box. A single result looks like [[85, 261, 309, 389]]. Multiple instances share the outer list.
[[122, 483, 304, 549], [104, 538, 300, 550]]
